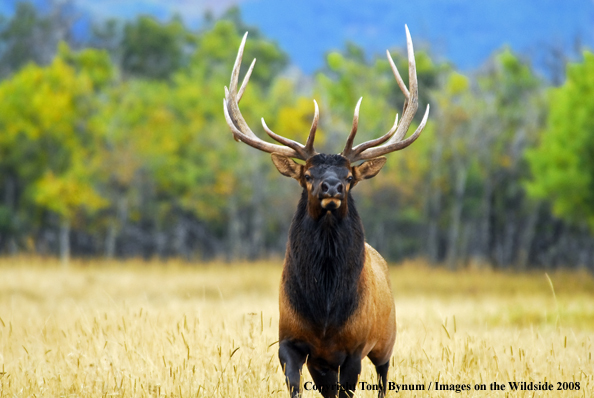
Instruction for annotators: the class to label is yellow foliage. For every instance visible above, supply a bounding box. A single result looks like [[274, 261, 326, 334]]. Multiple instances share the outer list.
[[0, 48, 108, 225], [499, 154, 512, 168], [275, 97, 323, 144], [446, 72, 470, 96], [33, 171, 108, 219]]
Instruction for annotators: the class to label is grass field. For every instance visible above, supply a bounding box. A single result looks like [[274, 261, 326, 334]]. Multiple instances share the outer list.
[[0, 257, 593, 397]]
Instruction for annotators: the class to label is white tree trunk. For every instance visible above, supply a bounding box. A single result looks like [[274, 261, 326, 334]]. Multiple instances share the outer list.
[[446, 165, 468, 270]]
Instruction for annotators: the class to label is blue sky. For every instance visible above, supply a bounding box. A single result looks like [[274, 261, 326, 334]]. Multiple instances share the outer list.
[[3, 0, 594, 74], [239, 0, 594, 73]]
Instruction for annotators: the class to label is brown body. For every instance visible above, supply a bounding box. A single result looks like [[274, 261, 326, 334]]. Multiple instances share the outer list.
[[271, 153, 396, 398], [279, 243, 395, 367], [223, 27, 429, 398]]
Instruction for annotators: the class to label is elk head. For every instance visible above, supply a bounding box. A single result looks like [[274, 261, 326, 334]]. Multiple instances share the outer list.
[[223, 27, 430, 220]]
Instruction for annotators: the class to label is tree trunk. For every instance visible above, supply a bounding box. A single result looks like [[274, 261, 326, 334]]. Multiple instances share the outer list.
[[155, 229, 166, 259], [460, 221, 472, 267], [577, 225, 591, 271], [502, 220, 517, 268], [249, 168, 265, 260], [426, 190, 441, 264], [517, 202, 540, 271], [4, 174, 15, 209], [249, 207, 264, 260], [446, 165, 468, 270], [426, 137, 443, 265], [60, 219, 70, 268], [173, 216, 189, 260], [227, 195, 242, 261], [4, 174, 17, 255], [105, 220, 116, 259], [478, 174, 493, 267], [105, 194, 128, 259]]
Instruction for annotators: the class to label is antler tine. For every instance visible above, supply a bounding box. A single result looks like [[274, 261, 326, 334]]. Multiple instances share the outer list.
[[224, 32, 318, 160], [230, 33, 247, 99], [261, 99, 320, 159], [260, 118, 308, 159], [238, 58, 256, 102], [387, 49, 409, 100], [341, 97, 363, 158], [225, 32, 258, 140], [341, 25, 430, 163], [386, 104, 429, 151], [350, 113, 399, 156], [223, 97, 294, 157], [304, 99, 319, 153], [392, 24, 419, 142]]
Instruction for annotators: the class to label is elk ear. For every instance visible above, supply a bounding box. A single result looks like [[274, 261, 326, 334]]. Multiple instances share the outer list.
[[271, 153, 303, 180], [352, 157, 387, 182]]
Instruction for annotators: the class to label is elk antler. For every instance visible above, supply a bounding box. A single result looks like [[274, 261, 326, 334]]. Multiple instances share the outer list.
[[223, 32, 319, 161], [341, 25, 430, 163]]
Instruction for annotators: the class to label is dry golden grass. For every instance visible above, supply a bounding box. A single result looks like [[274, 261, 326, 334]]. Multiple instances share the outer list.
[[0, 256, 592, 397]]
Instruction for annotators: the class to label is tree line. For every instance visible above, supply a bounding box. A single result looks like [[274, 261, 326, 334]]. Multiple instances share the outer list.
[[0, 3, 593, 270]]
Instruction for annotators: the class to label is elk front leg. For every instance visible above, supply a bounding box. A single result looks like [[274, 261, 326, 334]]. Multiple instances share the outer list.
[[375, 361, 390, 398], [338, 354, 362, 398], [279, 340, 308, 397]]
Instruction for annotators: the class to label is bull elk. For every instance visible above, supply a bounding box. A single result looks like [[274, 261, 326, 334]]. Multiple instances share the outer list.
[[223, 26, 429, 398]]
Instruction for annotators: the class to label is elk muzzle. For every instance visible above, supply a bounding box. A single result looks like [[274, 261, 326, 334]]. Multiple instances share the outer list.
[[319, 177, 344, 210]]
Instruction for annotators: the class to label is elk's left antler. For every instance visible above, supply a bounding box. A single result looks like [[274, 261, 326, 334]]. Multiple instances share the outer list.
[[340, 25, 430, 163]]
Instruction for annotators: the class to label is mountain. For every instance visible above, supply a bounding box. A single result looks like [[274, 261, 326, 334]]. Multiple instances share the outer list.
[[2, 0, 593, 74]]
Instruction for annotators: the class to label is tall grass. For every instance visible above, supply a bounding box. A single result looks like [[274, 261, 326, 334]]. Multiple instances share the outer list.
[[0, 257, 592, 397]]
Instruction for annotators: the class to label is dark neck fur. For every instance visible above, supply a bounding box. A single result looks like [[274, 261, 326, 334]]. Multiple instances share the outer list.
[[283, 189, 365, 334]]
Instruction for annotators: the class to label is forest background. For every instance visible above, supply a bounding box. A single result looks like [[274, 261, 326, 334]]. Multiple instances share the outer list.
[[0, 1, 594, 271]]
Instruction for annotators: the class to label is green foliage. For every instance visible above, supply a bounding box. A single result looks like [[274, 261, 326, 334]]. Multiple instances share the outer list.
[[191, 20, 287, 88], [58, 43, 114, 89], [0, 6, 590, 265], [326, 52, 344, 72], [91, 78, 235, 222], [318, 43, 439, 130], [526, 51, 594, 229], [121, 15, 190, 80], [0, 2, 53, 75]]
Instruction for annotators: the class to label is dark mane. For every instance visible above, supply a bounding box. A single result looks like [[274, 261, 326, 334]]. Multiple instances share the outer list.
[[308, 153, 350, 168], [283, 186, 365, 335]]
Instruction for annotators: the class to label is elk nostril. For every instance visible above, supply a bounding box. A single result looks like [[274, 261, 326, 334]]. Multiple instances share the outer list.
[[337, 184, 343, 193], [321, 182, 329, 193]]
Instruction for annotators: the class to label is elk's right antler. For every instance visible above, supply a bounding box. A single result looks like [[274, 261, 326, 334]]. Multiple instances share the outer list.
[[223, 32, 319, 161]]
